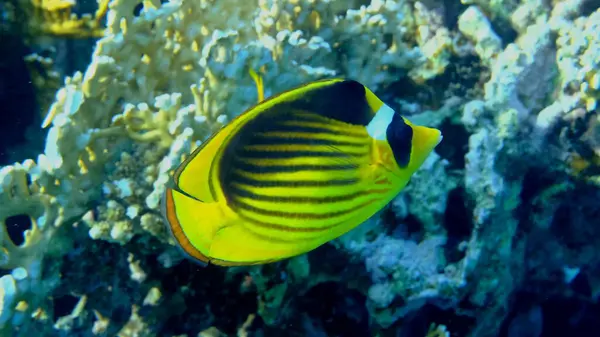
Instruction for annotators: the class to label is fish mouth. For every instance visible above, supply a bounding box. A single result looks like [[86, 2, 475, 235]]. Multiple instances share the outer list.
[[407, 125, 443, 170], [413, 125, 442, 152]]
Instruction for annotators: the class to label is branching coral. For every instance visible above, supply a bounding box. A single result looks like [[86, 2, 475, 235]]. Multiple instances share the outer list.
[[458, 6, 503, 67], [555, 7, 600, 112], [0, 160, 64, 334]]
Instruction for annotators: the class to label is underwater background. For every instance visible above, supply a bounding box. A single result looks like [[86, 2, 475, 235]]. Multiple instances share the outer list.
[[1, 0, 600, 336]]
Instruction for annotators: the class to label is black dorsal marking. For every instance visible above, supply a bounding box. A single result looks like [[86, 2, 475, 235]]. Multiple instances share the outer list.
[[288, 80, 372, 126], [386, 113, 413, 168]]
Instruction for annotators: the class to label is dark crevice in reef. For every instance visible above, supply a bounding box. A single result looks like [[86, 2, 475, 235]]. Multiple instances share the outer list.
[[489, 16, 518, 46], [309, 241, 360, 274], [515, 168, 556, 230], [384, 53, 489, 110], [519, 169, 558, 211], [442, 0, 468, 30], [503, 183, 600, 336], [550, 184, 600, 249], [442, 54, 489, 99], [443, 187, 473, 264], [52, 294, 80, 321], [392, 213, 426, 242], [154, 257, 258, 335], [133, 2, 144, 16], [5, 214, 32, 246], [570, 272, 593, 298], [294, 282, 369, 337], [403, 214, 426, 242], [383, 202, 426, 242], [499, 290, 600, 337], [391, 304, 476, 337], [581, 0, 600, 17], [0, 32, 39, 165], [385, 76, 441, 110], [498, 291, 540, 337], [57, 235, 136, 335], [514, 167, 565, 237], [58, 232, 259, 336], [383, 32, 394, 50], [540, 296, 600, 336], [435, 118, 470, 169]]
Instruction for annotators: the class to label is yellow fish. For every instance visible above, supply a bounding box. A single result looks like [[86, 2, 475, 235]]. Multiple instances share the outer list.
[[161, 75, 442, 266]]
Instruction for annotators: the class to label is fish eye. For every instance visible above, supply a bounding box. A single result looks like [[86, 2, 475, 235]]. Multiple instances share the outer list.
[[386, 114, 413, 168]]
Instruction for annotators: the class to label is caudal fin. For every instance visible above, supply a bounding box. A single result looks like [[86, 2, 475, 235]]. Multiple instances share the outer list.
[[161, 186, 226, 265]]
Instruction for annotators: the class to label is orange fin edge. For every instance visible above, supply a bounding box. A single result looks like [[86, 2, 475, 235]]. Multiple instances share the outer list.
[[161, 187, 210, 266]]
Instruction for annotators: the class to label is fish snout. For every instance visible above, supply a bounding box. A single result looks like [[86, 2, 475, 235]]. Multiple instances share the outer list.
[[410, 124, 443, 168]]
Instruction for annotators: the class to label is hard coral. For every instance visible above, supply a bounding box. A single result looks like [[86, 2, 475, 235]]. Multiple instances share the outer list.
[[556, 7, 600, 112], [0, 160, 64, 335], [25, 0, 109, 38]]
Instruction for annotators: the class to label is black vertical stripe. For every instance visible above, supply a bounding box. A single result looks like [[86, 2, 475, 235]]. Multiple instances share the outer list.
[[386, 114, 413, 168]]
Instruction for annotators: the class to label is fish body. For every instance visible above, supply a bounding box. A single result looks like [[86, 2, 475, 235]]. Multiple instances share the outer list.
[[162, 78, 442, 266]]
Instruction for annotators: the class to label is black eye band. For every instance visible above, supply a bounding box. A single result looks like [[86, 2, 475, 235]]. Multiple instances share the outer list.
[[386, 113, 412, 168]]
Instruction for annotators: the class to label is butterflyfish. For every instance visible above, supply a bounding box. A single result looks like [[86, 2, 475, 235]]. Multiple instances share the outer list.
[[161, 76, 442, 266]]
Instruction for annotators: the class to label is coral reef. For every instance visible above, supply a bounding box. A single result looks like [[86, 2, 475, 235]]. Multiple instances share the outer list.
[[17, 0, 109, 38], [1, 0, 600, 336]]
